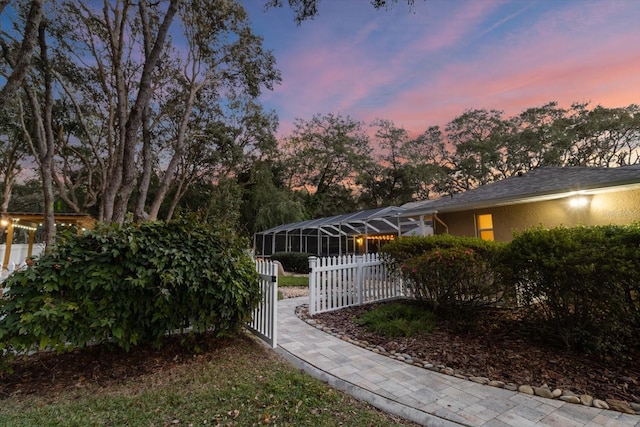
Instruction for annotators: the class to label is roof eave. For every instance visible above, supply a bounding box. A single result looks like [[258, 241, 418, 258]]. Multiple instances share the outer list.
[[403, 181, 640, 216]]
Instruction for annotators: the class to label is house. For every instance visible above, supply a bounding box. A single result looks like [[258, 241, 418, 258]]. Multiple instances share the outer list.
[[402, 165, 640, 242], [253, 165, 640, 255]]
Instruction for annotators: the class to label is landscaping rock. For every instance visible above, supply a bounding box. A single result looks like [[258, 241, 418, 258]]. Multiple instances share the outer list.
[[469, 376, 490, 385], [580, 394, 593, 407], [630, 402, 640, 412], [505, 383, 518, 391], [488, 380, 505, 388], [442, 367, 454, 376], [518, 385, 534, 395], [559, 395, 581, 404], [606, 399, 636, 414], [593, 399, 609, 410], [562, 390, 576, 397], [533, 386, 554, 399]]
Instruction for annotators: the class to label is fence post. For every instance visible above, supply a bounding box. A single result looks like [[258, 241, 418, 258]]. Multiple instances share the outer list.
[[356, 255, 364, 306], [308, 256, 318, 315]]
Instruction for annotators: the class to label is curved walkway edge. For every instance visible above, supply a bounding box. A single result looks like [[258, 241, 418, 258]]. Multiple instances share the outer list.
[[276, 297, 640, 427]]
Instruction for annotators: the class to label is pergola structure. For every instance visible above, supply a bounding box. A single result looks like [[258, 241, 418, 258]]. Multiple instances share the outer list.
[[254, 206, 433, 257], [1, 213, 96, 270]]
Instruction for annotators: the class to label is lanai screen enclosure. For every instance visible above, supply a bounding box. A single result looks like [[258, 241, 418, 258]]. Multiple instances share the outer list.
[[254, 206, 433, 257]]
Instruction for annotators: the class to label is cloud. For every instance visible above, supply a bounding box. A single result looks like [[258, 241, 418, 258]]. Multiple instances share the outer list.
[[257, 0, 640, 137]]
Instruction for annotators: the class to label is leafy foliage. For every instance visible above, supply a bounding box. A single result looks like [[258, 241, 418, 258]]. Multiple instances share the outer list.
[[0, 217, 260, 362], [355, 301, 436, 337], [380, 236, 507, 317], [270, 251, 312, 274], [502, 225, 640, 355], [380, 234, 499, 267]]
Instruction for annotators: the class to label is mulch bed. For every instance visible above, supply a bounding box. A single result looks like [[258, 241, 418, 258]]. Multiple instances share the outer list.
[[308, 300, 640, 405]]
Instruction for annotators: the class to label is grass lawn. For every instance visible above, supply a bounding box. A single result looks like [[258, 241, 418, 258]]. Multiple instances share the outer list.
[[0, 333, 416, 427], [279, 275, 309, 287]]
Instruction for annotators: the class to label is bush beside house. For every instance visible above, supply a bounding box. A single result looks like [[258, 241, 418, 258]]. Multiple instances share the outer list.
[[502, 224, 640, 356], [0, 217, 260, 364], [381, 226, 640, 356], [380, 235, 509, 318]]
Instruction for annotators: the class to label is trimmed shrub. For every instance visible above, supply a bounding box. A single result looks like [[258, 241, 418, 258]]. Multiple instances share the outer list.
[[502, 224, 640, 355], [0, 217, 260, 360], [270, 252, 312, 274], [381, 235, 508, 316], [379, 234, 500, 267], [400, 245, 506, 315]]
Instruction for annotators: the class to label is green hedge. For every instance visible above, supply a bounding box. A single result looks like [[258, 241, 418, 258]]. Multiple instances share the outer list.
[[379, 234, 500, 266], [270, 252, 312, 274], [502, 224, 640, 355], [0, 217, 260, 360], [381, 235, 508, 316]]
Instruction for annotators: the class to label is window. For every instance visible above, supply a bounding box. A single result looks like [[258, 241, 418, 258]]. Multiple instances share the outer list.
[[477, 214, 494, 241]]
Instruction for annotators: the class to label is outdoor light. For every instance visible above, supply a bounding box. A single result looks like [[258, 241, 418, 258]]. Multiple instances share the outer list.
[[569, 195, 589, 208], [0, 219, 7, 227]]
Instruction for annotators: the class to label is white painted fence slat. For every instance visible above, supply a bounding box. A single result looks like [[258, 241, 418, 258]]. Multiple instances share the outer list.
[[247, 259, 278, 348], [308, 253, 404, 315]]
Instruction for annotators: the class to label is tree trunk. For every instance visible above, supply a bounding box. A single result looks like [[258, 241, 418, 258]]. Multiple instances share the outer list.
[[0, 142, 21, 213], [110, 0, 180, 224], [134, 105, 152, 222], [148, 82, 198, 220], [38, 20, 56, 248], [0, 0, 43, 111], [20, 21, 56, 248]]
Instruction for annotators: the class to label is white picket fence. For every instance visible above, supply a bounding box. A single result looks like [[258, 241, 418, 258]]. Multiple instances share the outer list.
[[246, 259, 279, 348], [1, 244, 44, 275], [1, 244, 45, 292], [308, 253, 404, 315]]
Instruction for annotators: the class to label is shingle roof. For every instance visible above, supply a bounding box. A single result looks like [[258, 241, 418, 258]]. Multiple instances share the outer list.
[[402, 165, 640, 215]]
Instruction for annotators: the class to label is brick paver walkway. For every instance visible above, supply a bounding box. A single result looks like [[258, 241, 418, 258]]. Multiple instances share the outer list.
[[275, 297, 640, 427]]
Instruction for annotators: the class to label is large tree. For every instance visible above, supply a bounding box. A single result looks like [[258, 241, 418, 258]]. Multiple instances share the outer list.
[[17, 0, 279, 226], [568, 104, 640, 167], [357, 119, 420, 208], [445, 108, 507, 192], [141, 0, 279, 221], [282, 113, 371, 217]]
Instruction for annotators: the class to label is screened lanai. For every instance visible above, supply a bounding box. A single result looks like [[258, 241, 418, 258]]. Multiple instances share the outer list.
[[254, 206, 433, 257]]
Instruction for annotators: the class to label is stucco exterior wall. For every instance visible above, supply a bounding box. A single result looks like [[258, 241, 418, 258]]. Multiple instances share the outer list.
[[433, 187, 640, 242]]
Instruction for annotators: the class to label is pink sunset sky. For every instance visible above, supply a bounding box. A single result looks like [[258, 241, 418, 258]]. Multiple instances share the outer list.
[[242, 0, 640, 137]]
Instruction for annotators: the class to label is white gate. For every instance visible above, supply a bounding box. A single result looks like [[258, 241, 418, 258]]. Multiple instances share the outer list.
[[247, 259, 278, 348], [308, 254, 404, 315]]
